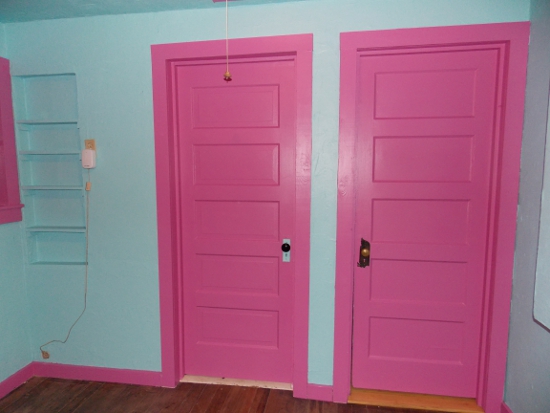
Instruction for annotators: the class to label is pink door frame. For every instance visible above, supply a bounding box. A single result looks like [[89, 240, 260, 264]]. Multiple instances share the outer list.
[[0, 57, 23, 224], [151, 34, 313, 396], [333, 23, 529, 413]]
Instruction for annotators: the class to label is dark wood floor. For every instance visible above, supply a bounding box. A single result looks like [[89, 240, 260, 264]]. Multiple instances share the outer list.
[[0, 377, 447, 413]]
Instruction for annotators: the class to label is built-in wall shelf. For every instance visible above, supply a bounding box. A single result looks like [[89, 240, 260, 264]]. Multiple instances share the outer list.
[[13, 73, 86, 265], [27, 226, 86, 233], [22, 186, 84, 191], [28, 230, 86, 265], [20, 151, 80, 155], [31, 262, 87, 266], [17, 120, 78, 125]]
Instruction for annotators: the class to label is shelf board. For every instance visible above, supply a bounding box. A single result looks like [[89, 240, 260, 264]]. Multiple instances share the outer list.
[[27, 226, 86, 233], [22, 185, 83, 191], [16, 120, 78, 125], [19, 151, 80, 155], [30, 261, 87, 266]]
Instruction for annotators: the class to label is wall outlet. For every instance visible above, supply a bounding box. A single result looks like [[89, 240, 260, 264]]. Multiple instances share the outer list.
[[84, 139, 96, 151]]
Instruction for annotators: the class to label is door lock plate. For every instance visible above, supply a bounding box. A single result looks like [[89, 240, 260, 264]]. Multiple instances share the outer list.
[[282, 239, 291, 262], [357, 238, 370, 268]]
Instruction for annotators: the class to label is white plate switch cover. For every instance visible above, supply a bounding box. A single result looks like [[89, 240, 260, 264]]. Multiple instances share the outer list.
[[282, 238, 291, 262]]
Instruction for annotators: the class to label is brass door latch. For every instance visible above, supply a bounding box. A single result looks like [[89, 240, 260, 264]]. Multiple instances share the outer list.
[[357, 238, 370, 268]]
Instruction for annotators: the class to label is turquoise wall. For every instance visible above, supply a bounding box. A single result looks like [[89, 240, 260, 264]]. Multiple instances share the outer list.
[[0, 24, 32, 385], [504, 0, 550, 412], [0, 222, 32, 383], [0, 24, 5, 56], [3, 0, 530, 385], [533, 1, 550, 332]]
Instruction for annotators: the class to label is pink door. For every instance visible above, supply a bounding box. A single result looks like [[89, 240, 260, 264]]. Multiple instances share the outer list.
[[351, 46, 499, 396], [177, 57, 296, 382]]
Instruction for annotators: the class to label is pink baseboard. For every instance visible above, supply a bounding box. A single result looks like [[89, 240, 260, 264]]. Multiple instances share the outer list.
[[32, 362, 170, 387], [0, 361, 174, 400], [301, 383, 333, 402], [501, 402, 514, 413], [0, 363, 35, 400]]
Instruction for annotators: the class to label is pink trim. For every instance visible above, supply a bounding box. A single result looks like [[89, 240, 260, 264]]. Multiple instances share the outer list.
[[151, 36, 181, 387], [477, 23, 529, 413], [32, 362, 167, 387], [333, 22, 530, 412], [0, 57, 23, 225], [291, 35, 313, 400], [0, 362, 170, 400], [151, 34, 313, 393], [0, 205, 24, 224], [0, 363, 34, 400], [303, 384, 333, 402], [332, 26, 360, 401], [501, 402, 514, 413]]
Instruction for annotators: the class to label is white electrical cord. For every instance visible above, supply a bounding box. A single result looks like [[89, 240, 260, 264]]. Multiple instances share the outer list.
[[40, 169, 91, 358]]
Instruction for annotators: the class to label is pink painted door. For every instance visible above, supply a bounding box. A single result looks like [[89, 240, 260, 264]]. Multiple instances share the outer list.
[[177, 57, 296, 382], [351, 46, 499, 396]]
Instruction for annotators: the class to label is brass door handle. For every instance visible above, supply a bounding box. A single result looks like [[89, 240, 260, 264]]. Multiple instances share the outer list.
[[357, 239, 371, 268]]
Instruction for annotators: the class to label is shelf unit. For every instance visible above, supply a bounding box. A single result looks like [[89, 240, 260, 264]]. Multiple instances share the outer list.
[[13, 74, 86, 265]]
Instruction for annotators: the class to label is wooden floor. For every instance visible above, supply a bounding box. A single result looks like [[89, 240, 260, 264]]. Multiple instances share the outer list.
[[0, 377, 455, 413], [349, 389, 483, 413]]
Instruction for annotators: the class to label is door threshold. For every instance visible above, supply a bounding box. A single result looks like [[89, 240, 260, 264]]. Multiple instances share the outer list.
[[181, 375, 292, 391], [348, 388, 484, 413]]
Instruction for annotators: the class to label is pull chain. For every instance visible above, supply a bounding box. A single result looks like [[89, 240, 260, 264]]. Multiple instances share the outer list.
[[224, 0, 232, 81]]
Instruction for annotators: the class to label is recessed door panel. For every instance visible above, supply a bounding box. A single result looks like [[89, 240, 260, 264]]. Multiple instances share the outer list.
[[198, 254, 279, 295], [197, 307, 279, 347], [374, 69, 477, 119], [194, 200, 280, 240], [192, 85, 280, 128], [373, 136, 473, 183], [368, 318, 464, 363], [371, 199, 470, 245], [370, 259, 467, 304], [193, 144, 279, 186]]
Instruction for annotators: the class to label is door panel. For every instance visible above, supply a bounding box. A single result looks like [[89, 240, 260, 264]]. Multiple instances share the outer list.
[[177, 58, 296, 383], [352, 48, 498, 397]]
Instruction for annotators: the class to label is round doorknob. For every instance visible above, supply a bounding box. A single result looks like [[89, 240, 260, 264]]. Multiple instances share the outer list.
[[281, 243, 291, 252], [360, 247, 370, 258]]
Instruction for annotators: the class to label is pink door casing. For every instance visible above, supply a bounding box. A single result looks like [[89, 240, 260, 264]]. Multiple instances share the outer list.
[[151, 35, 313, 395], [178, 58, 296, 382], [0, 57, 23, 224], [334, 23, 530, 412], [352, 46, 497, 397]]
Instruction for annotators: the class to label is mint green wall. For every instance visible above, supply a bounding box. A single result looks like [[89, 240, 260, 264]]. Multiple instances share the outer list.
[[3, 0, 530, 385], [0, 24, 6, 56], [0, 24, 32, 385], [504, 1, 550, 412], [533, 2, 550, 332], [0, 222, 32, 383]]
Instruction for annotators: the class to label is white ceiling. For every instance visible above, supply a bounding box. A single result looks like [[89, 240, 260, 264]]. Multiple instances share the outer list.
[[0, 0, 311, 23]]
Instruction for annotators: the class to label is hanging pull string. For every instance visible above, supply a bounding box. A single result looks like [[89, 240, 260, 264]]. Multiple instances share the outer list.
[[39, 169, 91, 359], [224, 0, 232, 81]]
